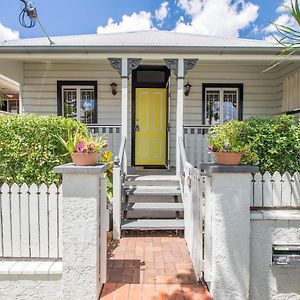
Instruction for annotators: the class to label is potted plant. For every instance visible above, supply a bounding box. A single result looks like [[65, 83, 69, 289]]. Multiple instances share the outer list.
[[208, 120, 255, 166], [59, 130, 107, 166]]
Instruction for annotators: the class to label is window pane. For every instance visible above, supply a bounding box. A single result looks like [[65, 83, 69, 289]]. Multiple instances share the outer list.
[[223, 90, 238, 123], [137, 71, 165, 83], [80, 89, 96, 124], [206, 90, 220, 125], [63, 89, 77, 119]]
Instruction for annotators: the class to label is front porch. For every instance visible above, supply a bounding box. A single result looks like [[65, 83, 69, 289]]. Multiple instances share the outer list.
[[2, 53, 299, 172]]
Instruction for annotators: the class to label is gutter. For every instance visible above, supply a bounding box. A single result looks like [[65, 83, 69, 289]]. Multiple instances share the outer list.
[[0, 45, 284, 55]]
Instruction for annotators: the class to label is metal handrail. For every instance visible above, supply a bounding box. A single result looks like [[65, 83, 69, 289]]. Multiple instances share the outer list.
[[178, 137, 193, 171], [118, 137, 127, 169]]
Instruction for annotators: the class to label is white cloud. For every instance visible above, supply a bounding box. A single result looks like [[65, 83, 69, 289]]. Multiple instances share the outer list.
[[97, 11, 153, 34], [174, 0, 259, 38], [0, 23, 19, 42], [264, 14, 296, 33], [277, 0, 291, 13], [263, 1, 298, 41], [155, 2, 169, 26]]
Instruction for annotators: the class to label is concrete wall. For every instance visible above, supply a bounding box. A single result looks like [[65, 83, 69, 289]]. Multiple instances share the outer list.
[[0, 275, 62, 300], [250, 212, 300, 300]]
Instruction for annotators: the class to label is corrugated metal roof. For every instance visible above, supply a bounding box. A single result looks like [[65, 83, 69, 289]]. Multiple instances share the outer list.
[[0, 30, 279, 48]]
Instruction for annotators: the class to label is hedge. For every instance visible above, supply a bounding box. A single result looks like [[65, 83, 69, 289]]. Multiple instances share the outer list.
[[0, 114, 87, 185], [242, 115, 300, 174]]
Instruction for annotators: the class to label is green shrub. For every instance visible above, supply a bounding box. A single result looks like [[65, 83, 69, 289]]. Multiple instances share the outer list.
[[242, 115, 300, 174], [0, 114, 87, 185]]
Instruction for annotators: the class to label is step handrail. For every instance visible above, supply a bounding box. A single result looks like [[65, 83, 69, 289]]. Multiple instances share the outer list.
[[112, 136, 127, 240]]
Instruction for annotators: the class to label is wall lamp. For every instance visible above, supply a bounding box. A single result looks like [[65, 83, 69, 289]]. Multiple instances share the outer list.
[[110, 83, 118, 96], [184, 81, 192, 96]]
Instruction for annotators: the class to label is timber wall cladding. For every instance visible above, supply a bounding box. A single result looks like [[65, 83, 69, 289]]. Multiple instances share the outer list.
[[282, 69, 300, 112], [0, 183, 62, 258], [23, 62, 280, 167]]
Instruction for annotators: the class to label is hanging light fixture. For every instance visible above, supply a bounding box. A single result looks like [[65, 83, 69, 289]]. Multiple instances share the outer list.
[[184, 82, 192, 96], [110, 83, 118, 96]]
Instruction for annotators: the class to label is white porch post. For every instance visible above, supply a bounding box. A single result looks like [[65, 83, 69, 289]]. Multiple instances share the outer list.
[[165, 58, 198, 176], [176, 59, 184, 177], [121, 58, 128, 173]]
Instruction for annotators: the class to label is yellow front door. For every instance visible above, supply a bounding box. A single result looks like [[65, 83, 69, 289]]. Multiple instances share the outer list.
[[135, 88, 167, 166]]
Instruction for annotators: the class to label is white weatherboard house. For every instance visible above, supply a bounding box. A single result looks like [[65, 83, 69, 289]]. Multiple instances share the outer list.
[[1, 31, 300, 300], [1, 30, 300, 171]]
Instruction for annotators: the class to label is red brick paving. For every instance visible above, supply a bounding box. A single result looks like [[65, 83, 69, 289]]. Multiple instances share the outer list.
[[100, 232, 212, 300]]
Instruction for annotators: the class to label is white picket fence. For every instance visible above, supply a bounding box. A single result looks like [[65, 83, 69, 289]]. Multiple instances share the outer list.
[[0, 183, 62, 258], [252, 171, 300, 207]]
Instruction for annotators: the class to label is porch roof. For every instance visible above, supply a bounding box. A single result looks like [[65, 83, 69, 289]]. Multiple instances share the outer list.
[[0, 30, 283, 55]]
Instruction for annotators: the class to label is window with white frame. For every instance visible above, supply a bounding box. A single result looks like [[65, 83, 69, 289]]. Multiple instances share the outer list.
[[203, 84, 242, 125], [57, 81, 97, 124]]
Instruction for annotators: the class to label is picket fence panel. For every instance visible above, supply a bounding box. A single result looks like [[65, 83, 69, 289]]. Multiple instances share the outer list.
[[0, 183, 62, 258], [252, 171, 300, 207]]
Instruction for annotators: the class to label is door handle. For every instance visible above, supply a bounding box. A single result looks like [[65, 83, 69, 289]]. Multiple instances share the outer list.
[[135, 124, 140, 132]]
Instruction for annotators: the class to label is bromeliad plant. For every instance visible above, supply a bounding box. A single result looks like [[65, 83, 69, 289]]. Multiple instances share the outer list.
[[58, 130, 108, 166], [209, 120, 247, 153], [59, 130, 107, 155], [208, 120, 258, 165]]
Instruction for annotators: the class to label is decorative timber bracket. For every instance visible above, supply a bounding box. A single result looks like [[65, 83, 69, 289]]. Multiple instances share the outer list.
[[108, 58, 142, 78], [164, 58, 198, 79]]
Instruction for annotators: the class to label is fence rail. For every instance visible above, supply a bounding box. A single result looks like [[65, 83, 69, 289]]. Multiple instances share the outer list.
[[88, 124, 121, 157], [0, 183, 62, 258], [184, 126, 213, 167], [252, 171, 300, 208]]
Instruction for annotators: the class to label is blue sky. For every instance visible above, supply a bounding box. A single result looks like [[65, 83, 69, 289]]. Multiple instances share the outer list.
[[0, 0, 294, 42]]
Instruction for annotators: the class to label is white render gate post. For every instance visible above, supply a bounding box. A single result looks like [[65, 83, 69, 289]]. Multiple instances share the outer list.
[[202, 164, 259, 300], [54, 163, 109, 300]]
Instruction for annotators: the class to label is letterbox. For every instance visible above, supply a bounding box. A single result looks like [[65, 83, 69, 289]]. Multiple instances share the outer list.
[[272, 244, 300, 267]]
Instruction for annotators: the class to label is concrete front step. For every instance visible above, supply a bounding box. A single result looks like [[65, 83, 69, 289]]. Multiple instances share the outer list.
[[122, 202, 184, 212], [125, 175, 179, 187], [124, 186, 181, 196], [121, 219, 184, 230]]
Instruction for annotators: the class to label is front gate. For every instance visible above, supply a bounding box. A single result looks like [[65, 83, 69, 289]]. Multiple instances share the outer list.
[[179, 137, 205, 280]]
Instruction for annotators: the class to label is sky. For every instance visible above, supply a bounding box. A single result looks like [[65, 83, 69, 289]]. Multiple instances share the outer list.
[[0, 0, 297, 42]]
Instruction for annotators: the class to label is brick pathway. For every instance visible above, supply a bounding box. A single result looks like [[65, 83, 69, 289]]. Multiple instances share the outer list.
[[100, 232, 212, 300]]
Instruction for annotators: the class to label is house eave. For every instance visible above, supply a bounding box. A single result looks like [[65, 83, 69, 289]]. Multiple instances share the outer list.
[[0, 45, 283, 55]]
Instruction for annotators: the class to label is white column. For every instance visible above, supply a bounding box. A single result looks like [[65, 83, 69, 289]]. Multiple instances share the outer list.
[[121, 58, 128, 172], [176, 58, 184, 177], [203, 164, 258, 300], [54, 164, 109, 300]]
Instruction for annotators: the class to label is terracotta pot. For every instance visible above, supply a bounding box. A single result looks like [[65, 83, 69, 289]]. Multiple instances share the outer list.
[[71, 152, 99, 166], [214, 152, 243, 166]]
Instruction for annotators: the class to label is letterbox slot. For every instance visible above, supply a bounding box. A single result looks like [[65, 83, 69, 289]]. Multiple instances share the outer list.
[[272, 244, 300, 267]]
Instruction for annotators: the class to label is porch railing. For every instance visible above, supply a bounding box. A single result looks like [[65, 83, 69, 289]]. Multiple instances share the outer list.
[[184, 125, 213, 168], [87, 124, 121, 156], [178, 137, 205, 279], [112, 136, 127, 240]]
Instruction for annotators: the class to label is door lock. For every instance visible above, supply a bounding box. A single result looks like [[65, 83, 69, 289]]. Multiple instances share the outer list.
[[135, 122, 140, 132]]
